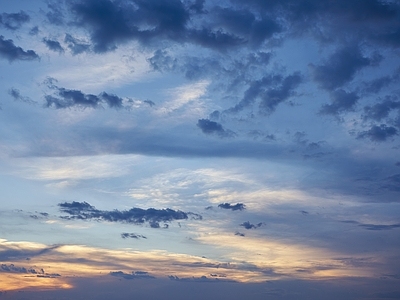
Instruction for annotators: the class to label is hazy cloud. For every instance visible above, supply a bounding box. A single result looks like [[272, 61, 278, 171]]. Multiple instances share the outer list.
[[0, 11, 30, 30], [8, 88, 36, 104]]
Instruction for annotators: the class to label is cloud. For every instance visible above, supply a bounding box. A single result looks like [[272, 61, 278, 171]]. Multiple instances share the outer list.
[[46, 1, 65, 25], [109, 271, 155, 280], [8, 88, 36, 104], [44, 83, 125, 109], [43, 38, 65, 53], [0, 36, 39, 62], [0, 11, 30, 30], [218, 203, 246, 211], [68, 0, 189, 53], [168, 275, 227, 282], [0, 245, 59, 261], [121, 233, 147, 239], [197, 119, 235, 138], [64, 34, 91, 55], [363, 96, 400, 121], [342, 220, 400, 231], [320, 89, 359, 116], [1, 264, 40, 274], [58, 201, 202, 228], [357, 124, 398, 142], [239, 221, 263, 230], [311, 46, 372, 91], [227, 72, 302, 114]]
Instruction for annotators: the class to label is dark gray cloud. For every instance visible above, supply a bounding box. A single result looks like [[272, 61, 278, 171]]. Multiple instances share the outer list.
[[168, 275, 226, 282], [121, 233, 147, 239], [0, 264, 60, 278], [44, 83, 124, 109], [320, 89, 359, 116], [197, 119, 235, 138], [381, 174, 400, 192], [110, 271, 155, 280], [0, 11, 30, 30], [234, 232, 245, 237], [0, 35, 39, 62], [311, 46, 373, 91], [218, 203, 245, 211], [68, 0, 189, 53], [227, 72, 302, 114], [58, 201, 201, 228], [0, 245, 59, 261], [239, 221, 263, 230], [363, 96, 400, 122], [211, 7, 281, 47], [8, 88, 36, 104], [1, 264, 40, 274], [46, 1, 65, 25], [342, 220, 400, 231], [64, 33, 91, 54], [43, 38, 65, 53], [357, 124, 398, 142], [362, 68, 400, 94]]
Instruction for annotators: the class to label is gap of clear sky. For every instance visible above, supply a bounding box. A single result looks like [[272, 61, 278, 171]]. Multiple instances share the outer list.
[[1, 0, 400, 299]]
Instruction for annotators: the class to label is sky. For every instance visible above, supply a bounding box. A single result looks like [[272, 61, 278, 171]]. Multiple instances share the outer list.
[[1, 0, 400, 299]]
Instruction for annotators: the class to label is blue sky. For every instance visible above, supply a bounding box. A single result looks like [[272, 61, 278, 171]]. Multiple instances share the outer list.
[[1, 0, 400, 298]]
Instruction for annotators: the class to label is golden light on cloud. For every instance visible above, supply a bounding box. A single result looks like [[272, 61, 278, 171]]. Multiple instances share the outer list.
[[0, 233, 379, 293], [192, 231, 375, 281]]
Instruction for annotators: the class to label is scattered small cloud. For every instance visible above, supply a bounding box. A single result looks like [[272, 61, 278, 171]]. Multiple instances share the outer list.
[[239, 221, 263, 229], [110, 271, 155, 280], [218, 203, 246, 211], [121, 233, 147, 239]]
